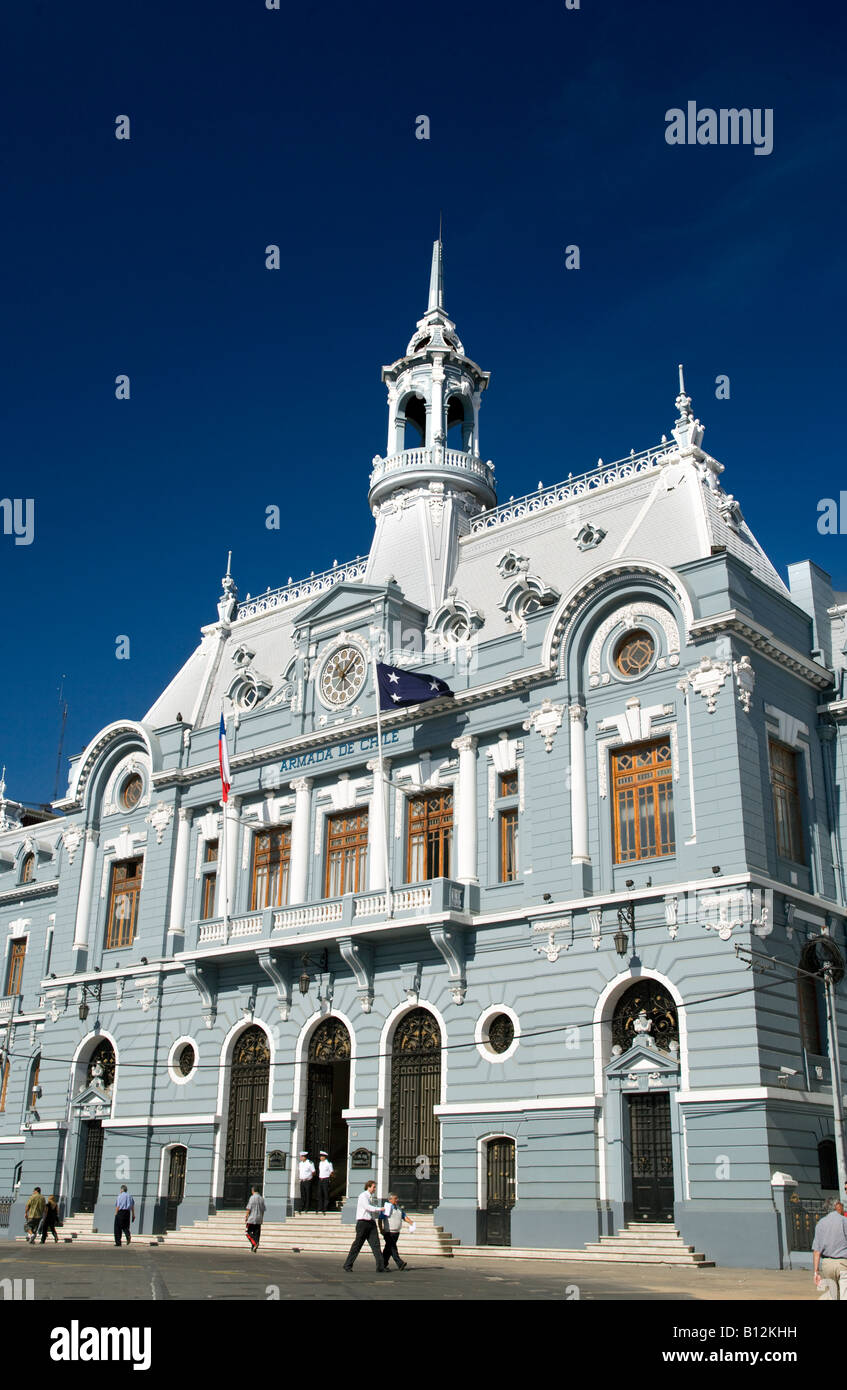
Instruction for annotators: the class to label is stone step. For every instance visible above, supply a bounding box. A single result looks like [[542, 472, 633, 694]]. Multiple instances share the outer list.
[[451, 1246, 714, 1266]]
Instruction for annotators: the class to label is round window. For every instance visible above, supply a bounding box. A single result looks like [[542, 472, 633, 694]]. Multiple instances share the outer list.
[[487, 1014, 515, 1054], [614, 629, 655, 677], [121, 774, 143, 810], [177, 1044, 196, 1077]]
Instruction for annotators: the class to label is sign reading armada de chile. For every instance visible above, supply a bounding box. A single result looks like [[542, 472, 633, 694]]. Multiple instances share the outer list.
[[279, 729, 399, 774]]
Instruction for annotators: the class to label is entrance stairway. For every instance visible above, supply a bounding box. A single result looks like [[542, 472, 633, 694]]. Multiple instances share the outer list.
[[162, 1209, 458, 1256], [453, 1223, 713, 1266]]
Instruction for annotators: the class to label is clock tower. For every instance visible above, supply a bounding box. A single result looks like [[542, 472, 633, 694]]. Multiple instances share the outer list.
[[364, 239, 496, 614]]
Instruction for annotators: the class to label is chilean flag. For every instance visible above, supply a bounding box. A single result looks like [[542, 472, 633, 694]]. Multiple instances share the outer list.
[[376, 662, 453, 712], [218, 714, 232, 803]]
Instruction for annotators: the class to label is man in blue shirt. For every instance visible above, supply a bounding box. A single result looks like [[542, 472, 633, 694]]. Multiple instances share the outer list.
[[812, 1198, 847, 1299], [114, 1186, 135, 1247]]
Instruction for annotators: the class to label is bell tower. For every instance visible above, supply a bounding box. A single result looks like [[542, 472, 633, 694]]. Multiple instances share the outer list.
[[365, 239, 496, 613]]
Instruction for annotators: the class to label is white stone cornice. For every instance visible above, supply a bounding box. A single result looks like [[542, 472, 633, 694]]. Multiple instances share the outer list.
[[688, 611, 833, 689]]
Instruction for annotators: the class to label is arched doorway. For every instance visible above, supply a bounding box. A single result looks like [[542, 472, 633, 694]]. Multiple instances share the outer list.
[[389, 1008, 441, 1210], [165, 1147, 187, 1229], [612, 982, 678, 1222], [222, 1026, 270, 1207], [77, 1039, 116, 1212], [304, 1018, 351, 1209]]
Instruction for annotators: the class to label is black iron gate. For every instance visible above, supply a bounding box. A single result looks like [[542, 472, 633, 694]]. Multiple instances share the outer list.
[[305, 1019, 351, 1209], [483, 1138, 516, 1245], [223, 1027, 270, 1207], [389, 1009, 441, 1210], [78, 1120, 104, 1213], [165, 1146, 187, 1229], [627, 1092, 674, 1221]]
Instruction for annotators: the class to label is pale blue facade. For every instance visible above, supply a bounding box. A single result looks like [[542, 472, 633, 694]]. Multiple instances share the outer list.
[[0, 244, 845, 1267]]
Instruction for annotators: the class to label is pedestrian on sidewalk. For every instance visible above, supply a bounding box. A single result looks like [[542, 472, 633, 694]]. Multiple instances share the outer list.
[[114, 1185, 135, 1246], [380, 1192, 413, 1270], [343, 1181, 386, 1273], [24, 1188, 45, 1244], [812, 1197, 847, 1299], [39, 1195, 61, 1244], [245, 1185, 266, 1253], [318, 1150, 333, 1213], [298, 1151, 315, 1211]]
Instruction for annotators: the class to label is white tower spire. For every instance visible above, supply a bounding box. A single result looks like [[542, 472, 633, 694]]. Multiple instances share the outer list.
[[365, 238, 496, 612]]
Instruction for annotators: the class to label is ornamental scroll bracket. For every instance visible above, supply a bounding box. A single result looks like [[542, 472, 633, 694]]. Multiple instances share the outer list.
[[429, 925, 467, 1004], [338, 936, 374, 1013], [256, 949, 293, 1021], [184, 960, 218, 1028], [523, 699, 565, 753]]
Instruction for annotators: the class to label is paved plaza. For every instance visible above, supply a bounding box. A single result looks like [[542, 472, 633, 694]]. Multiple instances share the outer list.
[[0, 1243, 814, 1302]]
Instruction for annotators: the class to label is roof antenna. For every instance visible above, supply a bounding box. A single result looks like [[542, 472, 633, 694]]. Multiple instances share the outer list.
[[53, 675, 69, 803]]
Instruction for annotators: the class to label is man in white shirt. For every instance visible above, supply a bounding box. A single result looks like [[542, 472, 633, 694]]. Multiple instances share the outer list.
[[245, 1186, 266, 1253], [318, 1150, 334, 1214], [298, 1151, 316, 1211], [342, 1181, 387, 1272]]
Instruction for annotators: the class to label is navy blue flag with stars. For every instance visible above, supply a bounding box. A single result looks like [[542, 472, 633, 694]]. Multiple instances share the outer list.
[[376, 662, 453, 711]]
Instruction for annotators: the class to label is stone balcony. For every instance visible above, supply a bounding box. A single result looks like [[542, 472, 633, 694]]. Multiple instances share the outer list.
[[187, 877, 473, 954], [368, 447, 496, 508], [0, 995, 21, 1022]]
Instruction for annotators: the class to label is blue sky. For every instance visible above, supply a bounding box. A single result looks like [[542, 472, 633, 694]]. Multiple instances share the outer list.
[[2, 0, 846, 804]]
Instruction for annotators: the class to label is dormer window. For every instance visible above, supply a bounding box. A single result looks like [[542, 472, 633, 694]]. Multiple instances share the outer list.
[[20, 852, 35, 884]]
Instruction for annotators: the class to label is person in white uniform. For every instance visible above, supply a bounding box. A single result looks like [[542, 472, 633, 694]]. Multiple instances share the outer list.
[[318, 1150, 334, 1213], [342, 1181, 386, 1272], [298, 1151, 316, 1210]]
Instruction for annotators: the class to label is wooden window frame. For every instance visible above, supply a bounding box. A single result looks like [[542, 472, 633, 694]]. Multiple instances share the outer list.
[[0, 1060, 8, 1112], [5, 939, 26, 997], [250, 826, 292, 910], [769, 738, 805, 864], [406, 790, 453, 883], [200, 838, 219, 919], [105, 857, 143, 950], [611, 738, 675, 864], [20, 853, 35, 885], [325, 809, 369, 898], [497, 773, 519, 883], [29, 1057, 40, 1109]]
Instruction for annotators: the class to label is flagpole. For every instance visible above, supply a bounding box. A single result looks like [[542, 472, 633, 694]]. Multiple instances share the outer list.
[[373, 649, 394, 921], [220, 706, 231, 941]]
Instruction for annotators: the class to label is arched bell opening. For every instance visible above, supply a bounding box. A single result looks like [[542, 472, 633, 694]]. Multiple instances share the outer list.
[[446, 392, 473, 452]]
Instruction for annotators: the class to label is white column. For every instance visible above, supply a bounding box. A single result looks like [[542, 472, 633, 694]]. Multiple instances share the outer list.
[[367, 759, 391, 891], [289, 778, 313, 904], [569, 703, 590, 864], [73, 829, 99, 949], [430, 366, 444, 446], [451, 735, 478, 884], [168, 807, 193, 935]]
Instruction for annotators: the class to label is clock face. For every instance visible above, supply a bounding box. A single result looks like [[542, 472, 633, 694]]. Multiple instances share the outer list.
[[319, 644, 367, 707]]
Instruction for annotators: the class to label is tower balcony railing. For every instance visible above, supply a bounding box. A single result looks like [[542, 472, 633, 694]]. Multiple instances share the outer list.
[[370, 447, 495, 492], [233, 557, 369, 621], [188, 878, 469, 952], [469, 439, 676, 533]]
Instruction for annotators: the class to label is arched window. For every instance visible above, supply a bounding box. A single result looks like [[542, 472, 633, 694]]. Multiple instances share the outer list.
[[797, 944, 826, 1056], [401, 394, 426, 450], [446, 393, 472, 451], [818, 1138, 838, 1190], [20, 853, 35, 884], [612, 981, 679, 1054]]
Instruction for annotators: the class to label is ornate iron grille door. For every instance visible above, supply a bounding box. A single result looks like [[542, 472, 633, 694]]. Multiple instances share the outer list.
[[165, 1146, 187, 1229], [627, 1093, 674, 1221], [78, 1120, 104, 1213], [389, 1009, 441, 1210], [306, 1019, 351, 1208], [223, 1027, 270, 1207], [485, 1138, 516, 1246]]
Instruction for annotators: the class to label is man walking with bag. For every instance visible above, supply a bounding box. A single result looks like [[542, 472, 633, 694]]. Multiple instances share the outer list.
[[24, 1187, 45, 1244], [245, 1185, 266, 1253], [342, 1181, 387, 1273]]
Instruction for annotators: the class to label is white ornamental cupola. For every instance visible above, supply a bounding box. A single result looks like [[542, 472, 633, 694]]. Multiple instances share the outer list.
[[365, 239, 496, 613]]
